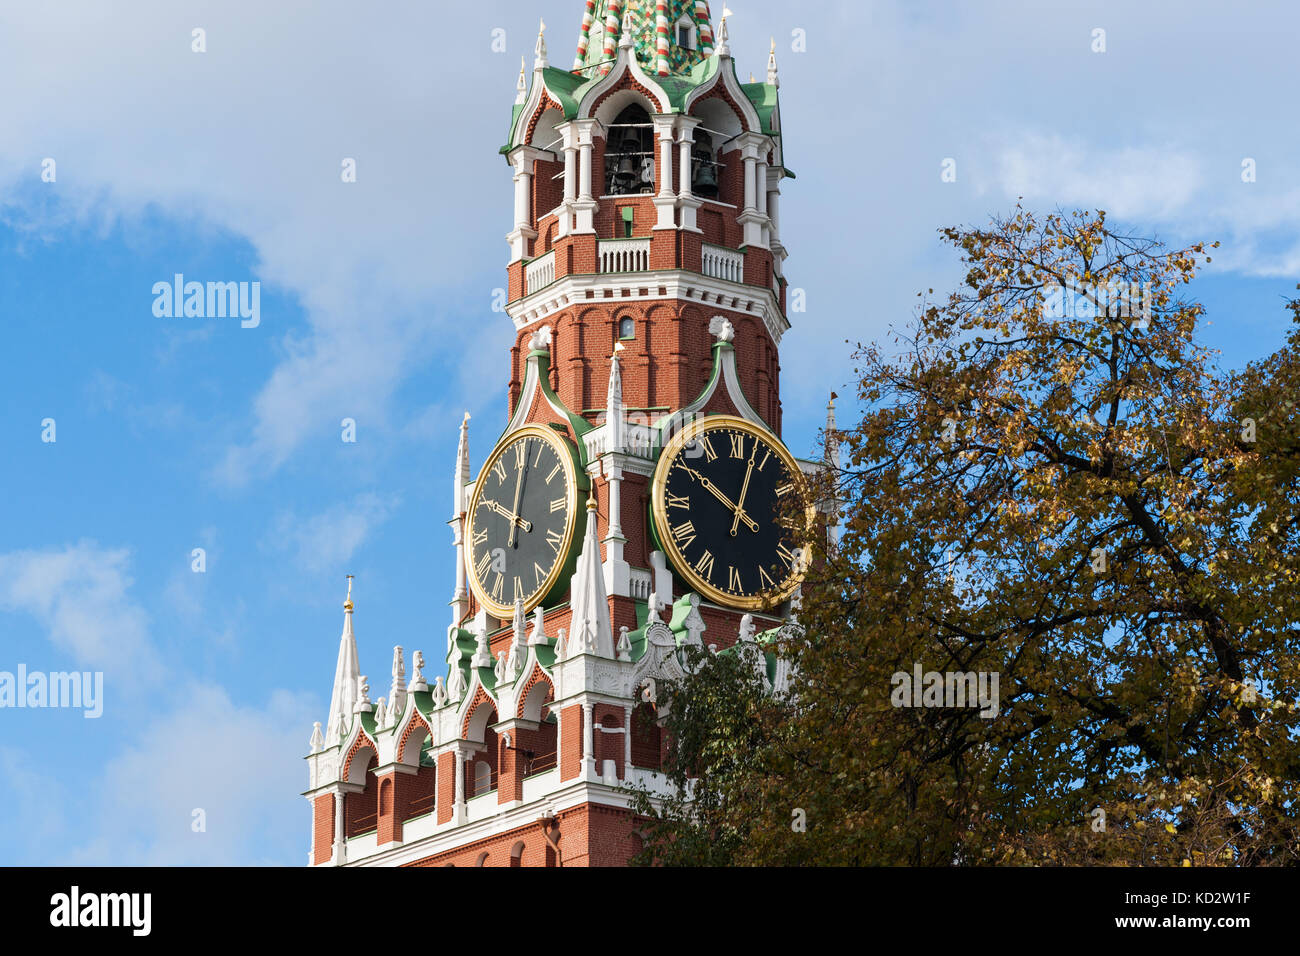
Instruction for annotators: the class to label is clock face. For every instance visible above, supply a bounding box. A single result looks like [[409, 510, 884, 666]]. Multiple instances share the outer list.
[[466, 426, 580, 618], [651, 416, 808, 610]]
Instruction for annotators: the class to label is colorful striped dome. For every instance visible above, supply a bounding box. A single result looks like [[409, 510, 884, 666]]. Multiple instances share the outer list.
[[572, 0, 716, 77]]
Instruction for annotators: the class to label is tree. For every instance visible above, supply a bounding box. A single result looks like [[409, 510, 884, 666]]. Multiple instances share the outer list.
[[634, 208, 1300, 865]]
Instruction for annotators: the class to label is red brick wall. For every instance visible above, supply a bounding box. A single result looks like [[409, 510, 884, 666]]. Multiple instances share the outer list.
[[404, 803, 643, 868], [560, 702, 583, 781], [436, 750, 455, 825], [312, 793, 334, 865]]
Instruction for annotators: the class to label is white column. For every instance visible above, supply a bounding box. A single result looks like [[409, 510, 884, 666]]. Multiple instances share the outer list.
[[622, 703, 633, 779], [769, 186, 782, 248], [451, 515, 467, 624], [453, 749, 467, 823], [743, 155, 756, 212], [564, 144, 577, 204], [581, 701, 595, 775], [657, 130, 675, 198], [579, 141, 593, 200], [653, 120, 677, 230], [332, 789, 346, 865], [756, 161, 768, 216], [678, 137, 693, 201], [677, 123, 701, 233]]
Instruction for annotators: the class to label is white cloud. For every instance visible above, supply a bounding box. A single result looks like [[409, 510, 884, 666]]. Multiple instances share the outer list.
[[0, 541, 159, 680], [268, 491, 401, 575], [65, 684, 318, 866]]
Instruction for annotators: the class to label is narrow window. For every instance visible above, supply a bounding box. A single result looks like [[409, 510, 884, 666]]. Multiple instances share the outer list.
[[619, 317, 635, 340]]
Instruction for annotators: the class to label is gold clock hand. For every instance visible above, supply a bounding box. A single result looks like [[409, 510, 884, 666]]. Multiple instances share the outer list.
[[487, 499, 532, 532], [508, 457, 526, 548], [682, 466, 759, 533], [731, 455, 756, 536]]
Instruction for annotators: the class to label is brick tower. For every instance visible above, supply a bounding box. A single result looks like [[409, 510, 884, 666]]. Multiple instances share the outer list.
[[304, 1, 814, 867]]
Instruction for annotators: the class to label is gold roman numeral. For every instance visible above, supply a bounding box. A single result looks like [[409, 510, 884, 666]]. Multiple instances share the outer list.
[[492, 459, 507, 483], [729, 433, 745, 458], [471, 528, 487, 547], [514, 441, 527, 468], [546, 528, 563, 555], [694, 550, 714, 580], [776, 543, 796, 568], [534, 561, 547, 585], [490, 575, 504, 602], [698, 436, 717, 462], [757, 448, 772, 472], [776, 481, 794, 497], [550, 497, 565, 513], [728, 566, 743, 592], [475, 551, 492, 579], [758, 565, 776, 589], [672, 520, 696, 549], [547, 462, 562, 483], [513, 576, 524, 600], [666, 493, 689, 509]]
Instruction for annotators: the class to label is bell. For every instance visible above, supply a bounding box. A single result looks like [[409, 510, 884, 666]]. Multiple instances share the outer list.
[[692, 150, 718, 196], [617, 153, 638, 178]]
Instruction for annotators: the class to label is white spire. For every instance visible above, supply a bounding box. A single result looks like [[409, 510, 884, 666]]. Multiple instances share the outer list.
[[453, 411, 470, 516], [325, 576, 360, 746], [825, 391, 840, 470], [767, 36, 779, 87], [606, 343, 626, 454], [515, 56, 527, 105], [620, 11, 634, 50], [566, 496, 614, 657], [534, 18, 548, 70]]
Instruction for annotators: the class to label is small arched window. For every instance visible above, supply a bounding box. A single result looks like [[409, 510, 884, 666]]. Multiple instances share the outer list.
[[474, 760, 492, 796], [619, 317, 635, 340], [675, 17, 697, 50], [510, 841, 525, 867]]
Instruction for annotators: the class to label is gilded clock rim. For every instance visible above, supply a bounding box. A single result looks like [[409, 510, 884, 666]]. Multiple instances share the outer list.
[[465, 424, 580, 619], [650, 414, 810, 611]]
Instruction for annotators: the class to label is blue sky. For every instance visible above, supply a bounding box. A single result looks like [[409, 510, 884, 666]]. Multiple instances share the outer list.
[[1, 0, 1297, 864]]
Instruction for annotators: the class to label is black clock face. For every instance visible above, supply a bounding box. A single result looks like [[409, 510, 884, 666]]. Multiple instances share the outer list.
[[653, 418, 806, 610], [466, 428, 577, 617]]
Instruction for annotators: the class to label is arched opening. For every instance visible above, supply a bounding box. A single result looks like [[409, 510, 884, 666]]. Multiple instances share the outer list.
[[689, 98, 743, 204], [475, 851, 489, 867], [631, 701, 663, 771], [518, 680, 558, 777], [604, 104, 655, 196], [465, 703, 499, 798], [510, 840, 525, 867], [618, 316, 636, 340], [344, 748, 378, 837], [379, 777, 393, 815], [404, 732, 437, 820]]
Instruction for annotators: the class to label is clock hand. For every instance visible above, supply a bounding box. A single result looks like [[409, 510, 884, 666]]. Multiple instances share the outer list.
[[681, 466, 760, 533], [508, 457, 526, 548], [487, 499, 533, 532], [731, 455, 756, 536]]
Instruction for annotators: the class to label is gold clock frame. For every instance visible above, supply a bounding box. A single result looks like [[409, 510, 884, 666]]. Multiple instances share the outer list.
[[650, 415, 810, 611], [465, 424, 581, 619]]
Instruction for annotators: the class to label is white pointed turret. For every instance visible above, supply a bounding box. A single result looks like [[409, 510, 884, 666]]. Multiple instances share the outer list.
[[454, 411, 471, 516], [606, 342, 626, 454], [534, 18, 548, 70], [619, 11, 634, 50], [515, 56, 527, 105], [825, 391, 840, 470], [767, 36, 780, 87], [387, 645, 407, 722], [325, 576, 361, 746], [567, 495, 614, 657], [716, 12, 731, 58]]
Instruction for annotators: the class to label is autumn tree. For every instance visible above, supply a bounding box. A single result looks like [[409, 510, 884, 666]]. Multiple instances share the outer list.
[[634, 208, 1300, 866]]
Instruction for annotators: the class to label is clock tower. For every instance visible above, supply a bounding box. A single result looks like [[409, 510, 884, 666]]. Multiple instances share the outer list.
[[304, 0, 820, 867]]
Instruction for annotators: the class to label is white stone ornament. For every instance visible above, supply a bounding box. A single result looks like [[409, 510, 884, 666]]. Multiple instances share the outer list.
[[617, 626, 631, 662], [738, 613, 756, 642], [495, 650, 508, 683], [471, 625, 493, 669], [528, 605, 548, 646], [355, 675, 373, 713], [708, 315, 735, 342], [410, 650, 428, 693], [529, 325, 553, 351], [431, 675, 448, 708], [554, 627, 567, 661], [375, 697, 388, 728], [446, 665, 466, 703], [647, 591, 663, 625], [309, 721, 324, 754], [681, 593, 706, 648]]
